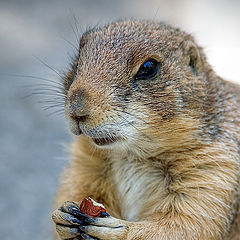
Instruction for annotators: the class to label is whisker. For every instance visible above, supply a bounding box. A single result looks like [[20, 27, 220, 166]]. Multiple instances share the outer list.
[[34, 99, 64, 106], [116, 113, 152, 142], [118, 107, 149, 125], [60, 35, 78, 52], [28, 88, 65, 94], [26, 92, 65, 98], [70, 13, 81, 46], [34, 56, 65, 81], [46, 109, 65, 117], [152, 5, 161, 21], [37, 100, 65, 104], [12, 74, 64, 88], [43, 104, 65, 111], [24, 93, 65, 102], [110, 115, 150, 156], [108, 108, 152, 143], [23, 83, 64, 92], [37, 95, 65, 100], [30, 87, 66, 95]]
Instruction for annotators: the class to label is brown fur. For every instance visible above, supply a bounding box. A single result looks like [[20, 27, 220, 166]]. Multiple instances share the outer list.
[[54, 20, 240, 239]]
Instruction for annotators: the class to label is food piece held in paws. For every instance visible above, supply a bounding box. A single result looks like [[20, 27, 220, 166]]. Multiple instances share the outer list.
[[79, 197, 106, 218]]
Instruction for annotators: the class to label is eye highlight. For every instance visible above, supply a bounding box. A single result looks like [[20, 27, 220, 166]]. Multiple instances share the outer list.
[[135, 59, 159, 80]]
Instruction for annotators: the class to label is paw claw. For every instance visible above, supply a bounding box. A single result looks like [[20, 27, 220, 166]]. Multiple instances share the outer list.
[[60, 201, 81, 214], [70, 208, 92, 220], [79, 226, 87, 232], [52, 209, 84, 226], [55, 224, 81, 239], [100, 211, 110, 217], [80, 233, 99, 240]]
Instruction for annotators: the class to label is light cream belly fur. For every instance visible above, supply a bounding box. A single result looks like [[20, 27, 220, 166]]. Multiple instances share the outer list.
[[111, 155, 165, 222]]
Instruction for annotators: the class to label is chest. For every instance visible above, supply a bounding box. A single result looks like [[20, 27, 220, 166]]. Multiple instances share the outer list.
[[111, 158, 165, 221]]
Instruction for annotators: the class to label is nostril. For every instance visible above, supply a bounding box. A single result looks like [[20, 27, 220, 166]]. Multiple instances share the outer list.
[[68, 88, 88, 120], [68, 103, 88, 122], [73, 114, 88, 122]]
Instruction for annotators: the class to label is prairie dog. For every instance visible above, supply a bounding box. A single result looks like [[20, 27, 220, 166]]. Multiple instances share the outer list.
[[52, 20, 240, 239]]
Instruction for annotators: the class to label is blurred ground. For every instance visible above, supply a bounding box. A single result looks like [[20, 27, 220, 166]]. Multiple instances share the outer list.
[[0, 0, 239, 239]]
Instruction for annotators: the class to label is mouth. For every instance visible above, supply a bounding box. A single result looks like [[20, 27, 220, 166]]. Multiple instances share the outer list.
[[72, 121, 121, 146], [91, 135, 119, 146]]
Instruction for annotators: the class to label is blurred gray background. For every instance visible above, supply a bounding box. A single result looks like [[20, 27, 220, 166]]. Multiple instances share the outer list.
[[0, 0, 239, 239]]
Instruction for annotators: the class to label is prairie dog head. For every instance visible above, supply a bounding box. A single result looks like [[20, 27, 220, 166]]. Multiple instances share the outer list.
[[63, 20, 211, 153]]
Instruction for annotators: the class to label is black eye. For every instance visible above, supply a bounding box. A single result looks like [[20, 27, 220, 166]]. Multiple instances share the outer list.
[[135, 59, 158, 80]]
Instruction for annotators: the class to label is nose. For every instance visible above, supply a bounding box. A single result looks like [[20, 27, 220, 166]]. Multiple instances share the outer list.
[[68, 89, 88, 122]]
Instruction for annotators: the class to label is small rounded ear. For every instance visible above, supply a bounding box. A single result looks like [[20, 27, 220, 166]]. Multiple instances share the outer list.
[[79, 29, 92, 50], [79, 34, 88, 49], [184, 40, 201, 76]]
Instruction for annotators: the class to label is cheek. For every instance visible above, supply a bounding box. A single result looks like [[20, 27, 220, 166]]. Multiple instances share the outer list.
[[133, 97, 177, 127], [148, 85, 179, 120], [87, 109, 113, 127], [138, 98, 178, 138]]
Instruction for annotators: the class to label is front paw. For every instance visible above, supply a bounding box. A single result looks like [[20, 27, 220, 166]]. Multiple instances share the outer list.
[[52, 201, 84, 239], [52, 201, 128, 240], [74, 208, 128, 240]]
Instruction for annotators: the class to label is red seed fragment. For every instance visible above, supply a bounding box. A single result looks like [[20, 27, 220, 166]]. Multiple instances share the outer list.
[[79, 197, 106, 217]]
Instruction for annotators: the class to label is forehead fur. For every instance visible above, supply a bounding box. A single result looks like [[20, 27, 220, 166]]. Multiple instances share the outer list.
[[82, 20, 189, 50], [77, 20, 191, 77]]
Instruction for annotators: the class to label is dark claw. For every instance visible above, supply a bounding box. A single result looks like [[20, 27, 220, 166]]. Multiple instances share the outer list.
[[67, 206, 83, 215], [80, 233, 99, 240], [65, 214, 84, 225], [100, 211, 110, 217], [70, 208, 111, 222], [69, 208, 95, 223], [55, 223, 81, 238], [60, 201, 81, 212], [79, 225, 88, 232]]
